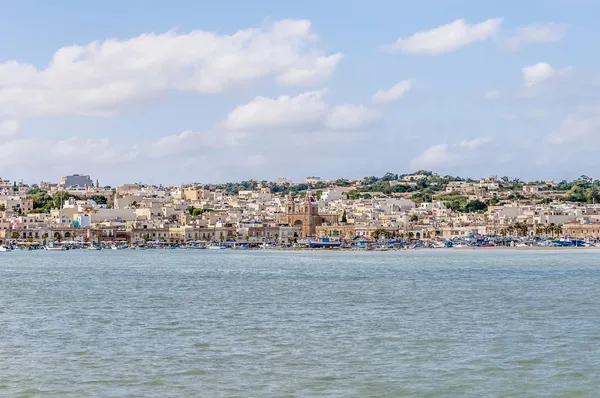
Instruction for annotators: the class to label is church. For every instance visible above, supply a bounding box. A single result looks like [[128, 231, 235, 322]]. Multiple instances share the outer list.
[[279, 191, 338, 238]]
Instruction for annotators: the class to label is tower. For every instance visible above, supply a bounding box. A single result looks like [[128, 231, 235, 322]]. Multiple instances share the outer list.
[[286, 193, 295, 214]]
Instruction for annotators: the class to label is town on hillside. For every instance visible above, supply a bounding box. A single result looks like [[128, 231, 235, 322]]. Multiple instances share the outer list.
[[1, 172, 599, 249]]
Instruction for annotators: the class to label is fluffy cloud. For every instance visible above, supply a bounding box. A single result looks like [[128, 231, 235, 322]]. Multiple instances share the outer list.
[[522, 62, 572, 88], [0, 120, 19, 137], [223, 90, 380, 131], [410, 144, 458, 169], [0, 19, 341, 118], [504, 22, 565, 50], [372, 80, 412, 104], [410, 137, 493, 169], [148, 129, 247, 158], [381, 18, 502, 55], [523, 62, 555, 87], [224, 90, 329, 130], [277, 53, 344, 86]]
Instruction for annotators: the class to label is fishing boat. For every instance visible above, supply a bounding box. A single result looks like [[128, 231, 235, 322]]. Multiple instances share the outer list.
[[308, 237, 341, 248], [45, 243, 65, 251], [0, 245, 12, 252], [207, 243, 226, 250]]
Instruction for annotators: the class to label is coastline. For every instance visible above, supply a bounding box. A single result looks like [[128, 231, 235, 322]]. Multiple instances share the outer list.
[[261, 246, 600, 252]]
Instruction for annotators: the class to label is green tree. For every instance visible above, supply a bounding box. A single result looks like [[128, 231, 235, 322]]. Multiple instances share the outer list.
[[42, 232, 49, 244], [11, 231, 20, 240], [464, 200, 488, 213], [372, 228, 390, 240], [341, 210, 347, 224], [89, 195, 108, 205]]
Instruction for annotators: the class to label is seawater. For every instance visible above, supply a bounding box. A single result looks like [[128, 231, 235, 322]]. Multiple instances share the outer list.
[[2, 249, 600, 397]]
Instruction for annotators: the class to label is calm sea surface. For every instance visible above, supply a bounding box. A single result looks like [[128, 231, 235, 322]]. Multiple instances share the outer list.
[[2, 249, 600, 397]]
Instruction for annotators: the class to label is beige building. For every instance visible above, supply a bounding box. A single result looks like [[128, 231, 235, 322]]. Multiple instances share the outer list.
[[563, 222, 600, 239]]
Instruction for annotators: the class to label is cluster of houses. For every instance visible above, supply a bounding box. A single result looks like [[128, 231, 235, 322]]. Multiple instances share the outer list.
[[1, 174, 600, 245]]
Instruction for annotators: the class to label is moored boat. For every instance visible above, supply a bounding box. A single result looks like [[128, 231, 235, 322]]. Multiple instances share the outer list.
[[45, 243, 65, 251]]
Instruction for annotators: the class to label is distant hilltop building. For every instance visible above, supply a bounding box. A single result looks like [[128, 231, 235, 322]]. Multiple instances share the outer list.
[[60, 174, 94, 188], [304, 176, 322, 184]]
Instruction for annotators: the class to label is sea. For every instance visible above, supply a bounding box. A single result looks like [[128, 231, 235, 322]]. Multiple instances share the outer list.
[[1, 249, 600, 397]]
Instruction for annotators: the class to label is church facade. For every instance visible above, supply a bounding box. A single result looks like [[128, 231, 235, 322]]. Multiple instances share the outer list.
[[279, 192, 338, 238]]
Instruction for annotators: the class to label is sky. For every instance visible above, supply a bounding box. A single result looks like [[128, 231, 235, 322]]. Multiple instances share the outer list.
[[0, 0, 599, 185]]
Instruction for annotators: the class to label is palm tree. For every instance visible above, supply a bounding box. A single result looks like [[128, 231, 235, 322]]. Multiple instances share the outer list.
[[11, 231, 20, 240], [554, 224, 563, 238], [54, 232, 62, 242], [42, 232, 49, 245]]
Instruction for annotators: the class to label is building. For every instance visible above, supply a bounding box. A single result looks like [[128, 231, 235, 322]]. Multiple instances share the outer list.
[[564, 222, 600, 239], [61, 174, 94, 188], [304, 176, 322, 184], [279, 192, 338, 238], [523, 185, 540, 194]]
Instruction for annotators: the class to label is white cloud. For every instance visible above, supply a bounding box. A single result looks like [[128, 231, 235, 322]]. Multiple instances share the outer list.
[[522, 62, 572, 88], [0, 120, 19, 137], [223, 90, 380, 131], [505, 22, 565, 50], [484, 90, 500, 100], [381, 18, 502, 55], [523, 62, 555, 87], [410, 144, 458, 169], [224, 90, 329, 130], [411, 137, 493, 169], [0, 19, 342, 118], [324, 105, 381, 130], [148, 129, 246, 158], [277, 53, 343, 86], [372, 80, 412, 104]]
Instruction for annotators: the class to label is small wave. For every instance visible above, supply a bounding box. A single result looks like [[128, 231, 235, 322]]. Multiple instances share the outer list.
[[315, 376, 344, 381], [516, 358, 544, 366], [166, 369, 209, 377]]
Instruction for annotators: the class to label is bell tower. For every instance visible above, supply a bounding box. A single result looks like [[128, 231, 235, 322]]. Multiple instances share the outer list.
[[287, 193, 295, 214]]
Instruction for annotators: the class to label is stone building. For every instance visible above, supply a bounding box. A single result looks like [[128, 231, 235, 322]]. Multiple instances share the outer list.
[[279, 192, 337, 238]]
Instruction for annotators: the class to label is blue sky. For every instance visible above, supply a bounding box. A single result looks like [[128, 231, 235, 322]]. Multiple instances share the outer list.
[[0, 0, 598, 185]]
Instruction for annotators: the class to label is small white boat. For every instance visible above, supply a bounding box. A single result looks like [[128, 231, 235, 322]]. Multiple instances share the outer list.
[[0, 245, 12, 252], [45, 244, 65, 251], [207, 244, 226, 250]]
